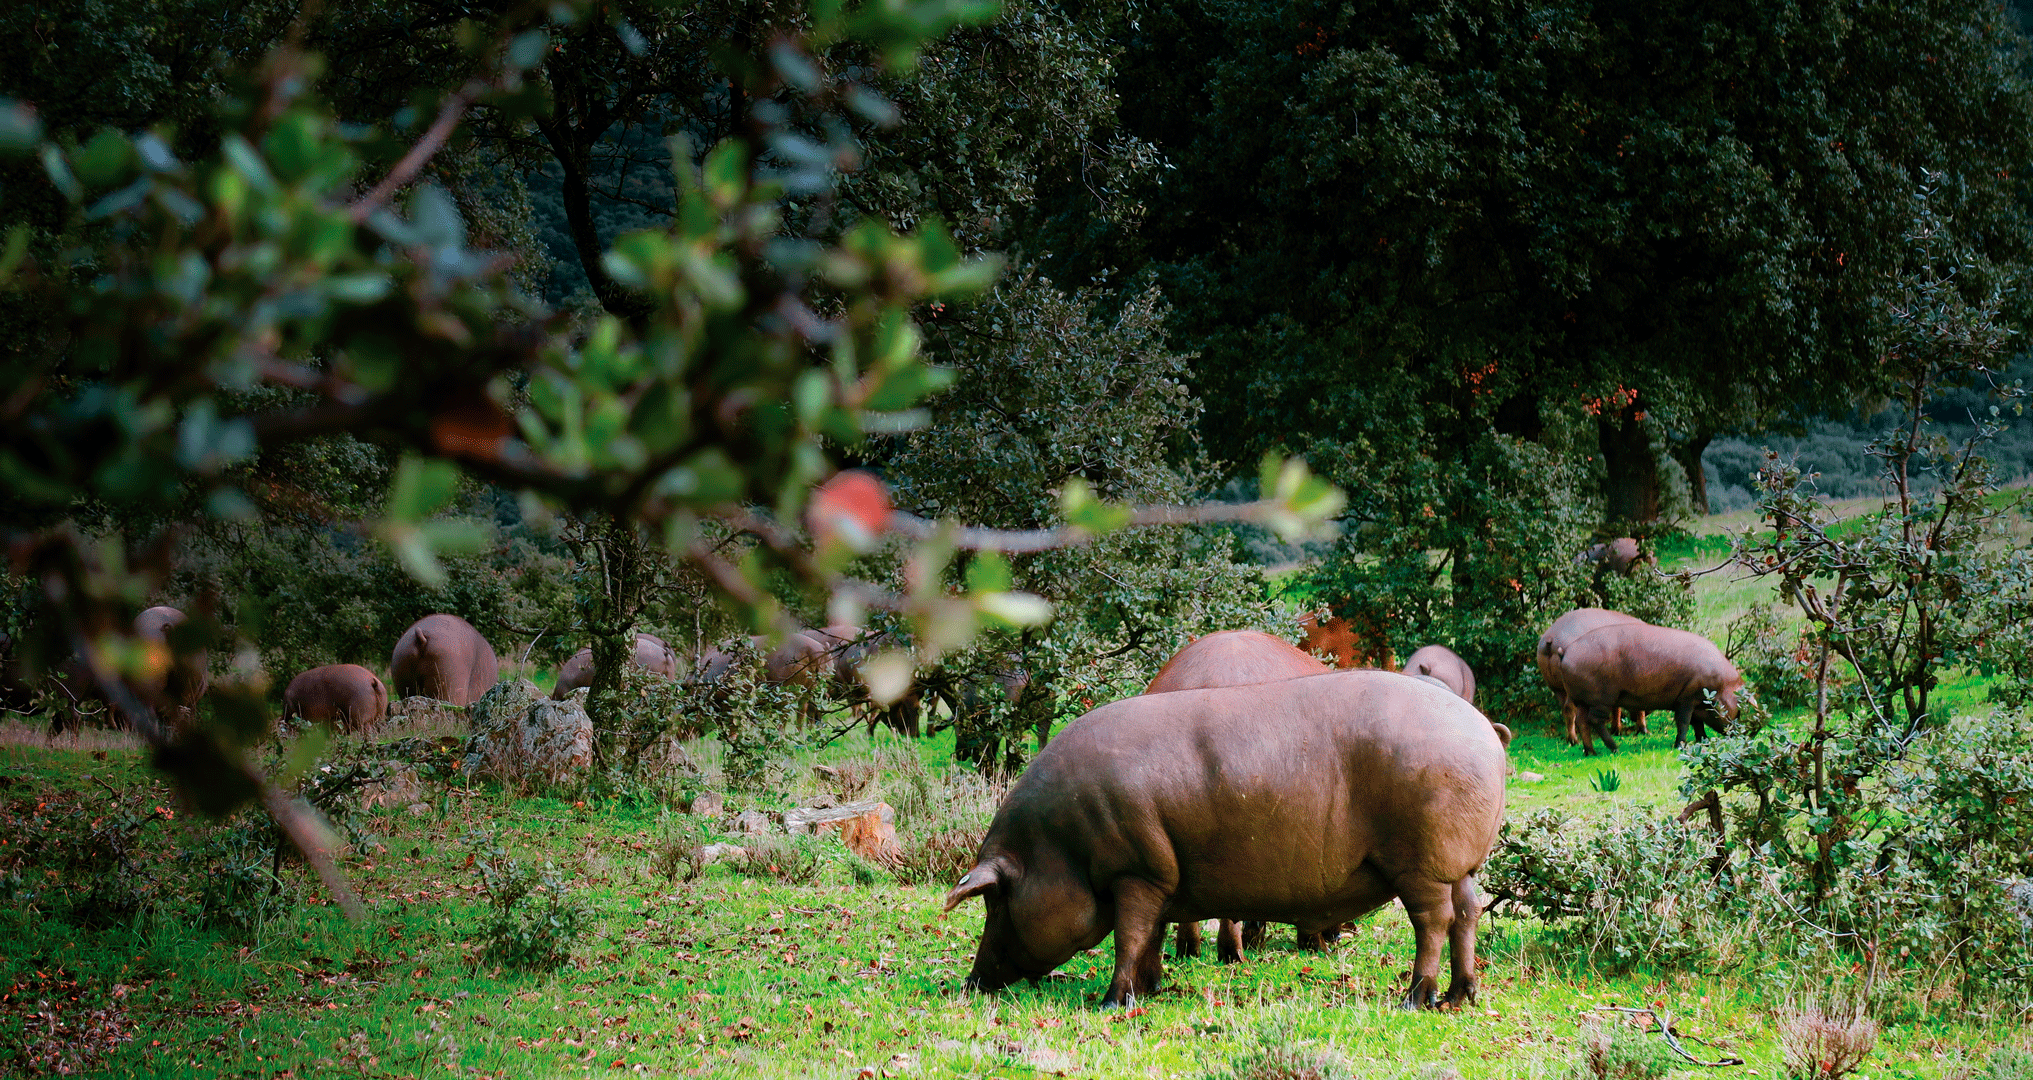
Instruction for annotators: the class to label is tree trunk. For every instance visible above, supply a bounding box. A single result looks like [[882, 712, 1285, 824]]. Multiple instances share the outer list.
[[1672, 430, 1715, 516], [1597, 401, 1661, 527]]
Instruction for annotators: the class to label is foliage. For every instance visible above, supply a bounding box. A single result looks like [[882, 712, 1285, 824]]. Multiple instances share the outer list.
[[1303, 427, 1604, 725], [1571, 1016, 1677, 1080], [1776, 998, 1878, 1080], [1115, 0, 2033, 523], [1693, 181, 2033, 937], [470, 848, 589, 972], [1725, 602, 1821, 711], [0, 0, 1341, 881], [1482, 807, 1717, 970], [876, 270, 1284, 768]]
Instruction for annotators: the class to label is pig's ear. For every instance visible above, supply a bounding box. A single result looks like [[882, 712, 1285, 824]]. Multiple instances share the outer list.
[[942, 864, 999, 914]]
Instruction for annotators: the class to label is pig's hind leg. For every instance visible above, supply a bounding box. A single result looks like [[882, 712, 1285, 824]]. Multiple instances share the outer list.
[[1395, 875, 1457, 1010], [1443, 876, 1482, 1008], [1102, 878, 1169, 1009]]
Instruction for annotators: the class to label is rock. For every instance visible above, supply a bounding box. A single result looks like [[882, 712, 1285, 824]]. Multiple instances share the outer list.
[[784, 800, 899, 862], [463, 682, 589, 787], [730, 809, 773, 835], [1517, 771, 1544, 783], [514, 696, 593, 783], [687, 790, 725, 818]]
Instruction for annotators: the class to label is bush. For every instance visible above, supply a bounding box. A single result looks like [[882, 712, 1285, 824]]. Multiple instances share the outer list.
[[1481, 807, 1718, 969], [888, 828, 985, 888], [471, 851, 588, 972], [1776, 998, 1877, 1080], [1571, 1016, 1676, 1080], [727, 835, 821, 886], [1724, 603, 1820, 710]]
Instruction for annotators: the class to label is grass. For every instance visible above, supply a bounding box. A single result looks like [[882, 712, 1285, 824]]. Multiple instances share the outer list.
[[4, 705, 2025, 1080], [6, 502, 2026, 1078]]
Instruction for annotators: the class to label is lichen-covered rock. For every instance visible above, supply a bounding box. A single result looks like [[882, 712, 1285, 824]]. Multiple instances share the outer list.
[[515, 696, 593, 783], [464, 682, 588, 787]]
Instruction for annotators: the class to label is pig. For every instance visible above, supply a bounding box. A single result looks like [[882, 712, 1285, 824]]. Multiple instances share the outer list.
[[282, 664, 389, 732], [1538, 608, 1645, 744], [133, 605, 207, 724], [389, 614, 499, 706], [1577, 537, 1652, 577], [551, 633, 681, 699], [945, 670, 1506, 1010], [1143, 630, 1331, 962], [1399, 644, 1475, 705], [1555, 622, 1741, 755]]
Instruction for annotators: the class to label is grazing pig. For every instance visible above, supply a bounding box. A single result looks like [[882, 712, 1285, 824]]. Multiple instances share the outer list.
[[1555, 623, 1741, 754], [1538, 608, 1645, 744], [134, 606, 207, 723], [1144, 630, 1330, 962], [389, 614, 499, 706], [1577, 537, 1652, 577], [1399, 644, 1475, 705], [945, 670, 1506, 1010], [283, 664, 388, 732], [551, 633, 681, 699]]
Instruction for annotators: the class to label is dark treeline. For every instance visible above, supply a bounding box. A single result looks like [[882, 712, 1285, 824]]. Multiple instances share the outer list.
[[7, 0, 2033, 732]]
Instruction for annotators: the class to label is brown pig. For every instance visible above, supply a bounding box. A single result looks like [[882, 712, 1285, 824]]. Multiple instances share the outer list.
[[389, 614, 499, 705], [551, 633, 681, 699], [1143, 630, 1330, 962], [945, 670, 1506, 1010], [282, 664, 389, 732], [1555, 622, 1741, 754], [1538, 608, 1644, 744], [1399, 644, 1475, 705]]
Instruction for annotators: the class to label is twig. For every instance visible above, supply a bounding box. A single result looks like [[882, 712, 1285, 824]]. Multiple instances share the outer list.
[[1593, 1006, 1744, 1067], [348, 81, 486, 223]]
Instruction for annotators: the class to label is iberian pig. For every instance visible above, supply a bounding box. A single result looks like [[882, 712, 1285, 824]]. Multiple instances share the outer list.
[[945, 670, 1506, 1010], [1555, 622, 1741, 754], [1399, 644, 1475, 705], [1143, 630, 1330, 962], [390, 614, 499, 706], [1538, 608, 1644, 743], [283, 664, 388, 732]]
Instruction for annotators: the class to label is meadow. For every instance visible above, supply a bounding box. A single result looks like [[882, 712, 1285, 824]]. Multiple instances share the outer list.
[[4, 515, 2031, 1079]]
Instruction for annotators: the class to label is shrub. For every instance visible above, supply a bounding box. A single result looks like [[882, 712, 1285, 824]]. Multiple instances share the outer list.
[[1481, 807, 1717, 969], [471, 852, 588, 972], [888, 828, 984, 888], [732, 835, 826, 887], [1571, 1016, 1675, 1080], [1777, 998, 1877, 1080]]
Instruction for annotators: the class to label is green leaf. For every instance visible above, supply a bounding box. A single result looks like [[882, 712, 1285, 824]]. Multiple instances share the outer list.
[[1060, 478, 1132, 533], [73, 128, 133, 189], [964, 550, 1012, 593], [386, 455, 461, 522], [508, 29, 551, 70], [703, 141, 748, 209]]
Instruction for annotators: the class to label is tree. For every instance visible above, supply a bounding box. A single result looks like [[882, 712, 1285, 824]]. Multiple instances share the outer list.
[[876, 269, 1279, 769], [1109, 0, 2033, 528], [0, 0, 1339, 908]]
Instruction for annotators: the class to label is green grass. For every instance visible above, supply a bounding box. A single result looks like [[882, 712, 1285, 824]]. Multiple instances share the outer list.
[[3, 710, 2023, 1080]]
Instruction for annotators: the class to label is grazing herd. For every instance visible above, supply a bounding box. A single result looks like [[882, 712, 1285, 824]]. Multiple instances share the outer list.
[[84, 536, 1747, 1012]]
